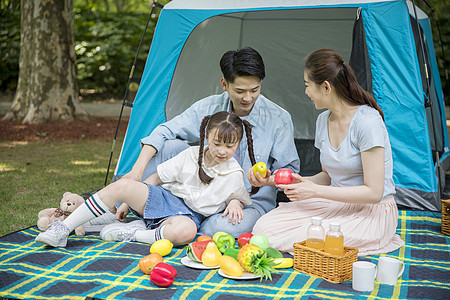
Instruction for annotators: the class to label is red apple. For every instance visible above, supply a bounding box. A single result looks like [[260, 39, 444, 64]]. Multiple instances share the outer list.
[[237, 232, 253, 248], [275, 168, 294, 185]]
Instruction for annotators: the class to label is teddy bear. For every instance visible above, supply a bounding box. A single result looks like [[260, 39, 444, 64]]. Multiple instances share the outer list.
[[37, 192, 86, 236]]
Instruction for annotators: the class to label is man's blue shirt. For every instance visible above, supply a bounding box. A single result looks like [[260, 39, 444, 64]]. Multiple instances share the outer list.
[[140, 92, 300, 215]]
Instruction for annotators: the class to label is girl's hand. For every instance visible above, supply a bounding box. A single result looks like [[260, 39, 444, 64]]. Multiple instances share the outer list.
[[277, 173, 317, 201], [221, 199, 244, 224], [116, 203, 129, 222], [247, 168, 274, 187]]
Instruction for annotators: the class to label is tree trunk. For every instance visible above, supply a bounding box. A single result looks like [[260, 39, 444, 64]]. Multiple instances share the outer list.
[[3, 0, 88, 124], [103, 0, 110, 12], [114, 0, 122, 11]]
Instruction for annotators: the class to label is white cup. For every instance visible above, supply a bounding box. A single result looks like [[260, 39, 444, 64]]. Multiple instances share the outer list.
[[352, 261, 377, 292], [376, 256, 405, 285]]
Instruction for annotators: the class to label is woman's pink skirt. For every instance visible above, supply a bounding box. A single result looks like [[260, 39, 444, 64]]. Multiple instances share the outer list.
[[252, 195, 404, 256]]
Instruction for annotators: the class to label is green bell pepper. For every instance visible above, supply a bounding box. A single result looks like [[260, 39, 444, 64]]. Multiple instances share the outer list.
[[224, 248, 240, 260], [216, 234, 235, 253]]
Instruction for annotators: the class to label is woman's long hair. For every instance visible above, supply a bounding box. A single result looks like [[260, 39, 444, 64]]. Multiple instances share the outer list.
[[304, 49, 384, 121]]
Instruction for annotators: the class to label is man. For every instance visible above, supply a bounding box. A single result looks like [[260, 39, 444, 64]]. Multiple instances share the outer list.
[[98, 47, 299, 239]]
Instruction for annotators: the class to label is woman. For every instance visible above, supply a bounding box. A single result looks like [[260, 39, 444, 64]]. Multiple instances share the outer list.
[[249, 49, 404, 256]]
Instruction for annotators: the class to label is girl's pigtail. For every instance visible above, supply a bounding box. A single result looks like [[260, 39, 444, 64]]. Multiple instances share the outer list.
[[243, 120, 260, 195], [198, 115, 214, 184]]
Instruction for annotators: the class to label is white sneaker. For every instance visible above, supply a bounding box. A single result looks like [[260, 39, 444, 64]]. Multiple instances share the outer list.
[[35, 220, 70, 247], [100, 220, 146, 242], [83, 211, 120, 233]]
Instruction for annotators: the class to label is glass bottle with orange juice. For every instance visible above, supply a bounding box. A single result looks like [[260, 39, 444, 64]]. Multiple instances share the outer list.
[[306, 217, 325, 250], [324, 222, 344, 256]]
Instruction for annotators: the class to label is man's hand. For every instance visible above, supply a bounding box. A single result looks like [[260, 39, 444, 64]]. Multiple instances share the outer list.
[[247, 168, 274, 187], [122, 144, 158, 181], [121, 169, 143, 181]]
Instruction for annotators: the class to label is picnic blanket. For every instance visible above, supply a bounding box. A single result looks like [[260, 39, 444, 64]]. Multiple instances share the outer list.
[[0, 210, 449, 300]]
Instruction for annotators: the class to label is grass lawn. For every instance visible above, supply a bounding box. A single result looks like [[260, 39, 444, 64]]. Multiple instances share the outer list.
[[0, 137, 123, 236]]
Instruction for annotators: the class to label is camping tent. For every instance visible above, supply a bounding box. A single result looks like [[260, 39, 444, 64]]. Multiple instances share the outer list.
[[112, 0, 448, 211]]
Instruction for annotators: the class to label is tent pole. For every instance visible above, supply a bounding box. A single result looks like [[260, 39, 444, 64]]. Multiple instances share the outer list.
[[420, 0, 449, 99], [104, 0, 164, 187], [411, 0, 443, 199]]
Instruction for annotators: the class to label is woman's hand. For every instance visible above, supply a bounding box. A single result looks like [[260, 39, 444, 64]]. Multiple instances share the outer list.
[[116, 203, 130, 222], [221, 199, 244, 224], [277, 173, 318, 201], [247, 168, 274, 187]]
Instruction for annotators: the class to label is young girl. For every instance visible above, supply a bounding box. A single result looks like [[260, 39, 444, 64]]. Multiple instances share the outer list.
[[250, 49, 404, 256], [35, 111, 255, 247]]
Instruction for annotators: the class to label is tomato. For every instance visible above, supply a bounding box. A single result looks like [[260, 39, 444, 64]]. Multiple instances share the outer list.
[[252, 162, 267, 178], [237, 232, 253, 248], [275, 168, 294, 185], [196, 235, 212, 242], [139, 253, 164, 274]]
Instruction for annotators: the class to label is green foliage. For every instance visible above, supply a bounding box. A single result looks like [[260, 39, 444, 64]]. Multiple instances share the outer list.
[[74, 7, 156, 94], [74, 0, 158, 13], [0, 137, 123, 236], [0, 1, 159, 95], [0, 1, 20, 91]]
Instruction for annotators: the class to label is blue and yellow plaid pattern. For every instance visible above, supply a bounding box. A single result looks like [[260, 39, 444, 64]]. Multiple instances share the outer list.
[[0, 210, 449, 299]]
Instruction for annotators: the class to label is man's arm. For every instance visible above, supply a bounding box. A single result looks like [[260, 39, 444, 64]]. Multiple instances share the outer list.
[[141, 97, 222, 152], [124, 99, 215, 182], [122, 145, 157, 181]]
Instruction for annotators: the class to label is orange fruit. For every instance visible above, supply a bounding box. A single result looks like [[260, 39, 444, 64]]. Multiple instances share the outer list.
[[196, 235, 212, 242], [139, 253, 164, 274]]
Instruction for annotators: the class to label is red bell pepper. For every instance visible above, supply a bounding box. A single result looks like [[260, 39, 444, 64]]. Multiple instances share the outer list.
[[149, 262, 177, 287]]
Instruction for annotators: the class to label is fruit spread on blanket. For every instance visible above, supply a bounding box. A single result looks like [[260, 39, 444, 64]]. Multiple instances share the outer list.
[[187, 232, 292, 280], [140, 231, 293, 288]]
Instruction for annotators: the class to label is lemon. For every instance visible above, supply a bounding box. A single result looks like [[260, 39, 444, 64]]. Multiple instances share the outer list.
[[150, 239, 173, 257], [252, 162, 267, 178]]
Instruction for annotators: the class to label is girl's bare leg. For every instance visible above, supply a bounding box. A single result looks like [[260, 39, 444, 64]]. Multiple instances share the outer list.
[[134, 216, 197, 246]]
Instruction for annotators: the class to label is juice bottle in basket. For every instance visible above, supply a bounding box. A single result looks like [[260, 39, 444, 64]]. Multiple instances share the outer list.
[[305, 216, 325, 250], [324, 222, 344, 256]]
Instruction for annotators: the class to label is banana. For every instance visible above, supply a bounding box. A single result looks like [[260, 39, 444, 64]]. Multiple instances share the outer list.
[[272, 257, 294, 269]]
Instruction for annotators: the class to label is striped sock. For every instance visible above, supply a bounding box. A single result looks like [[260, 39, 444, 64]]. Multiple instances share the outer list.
[[155, 225, 166, 241], [63, 193, 110, 232], [134, 225, 166, 244]]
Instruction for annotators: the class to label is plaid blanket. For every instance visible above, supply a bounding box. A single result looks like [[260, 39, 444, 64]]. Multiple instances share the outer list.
[[0, 210, 448, 300]]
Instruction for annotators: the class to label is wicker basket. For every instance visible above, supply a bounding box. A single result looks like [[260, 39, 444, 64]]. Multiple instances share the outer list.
[[442, 199, 450, 236], [293, 241, 358, 283]]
